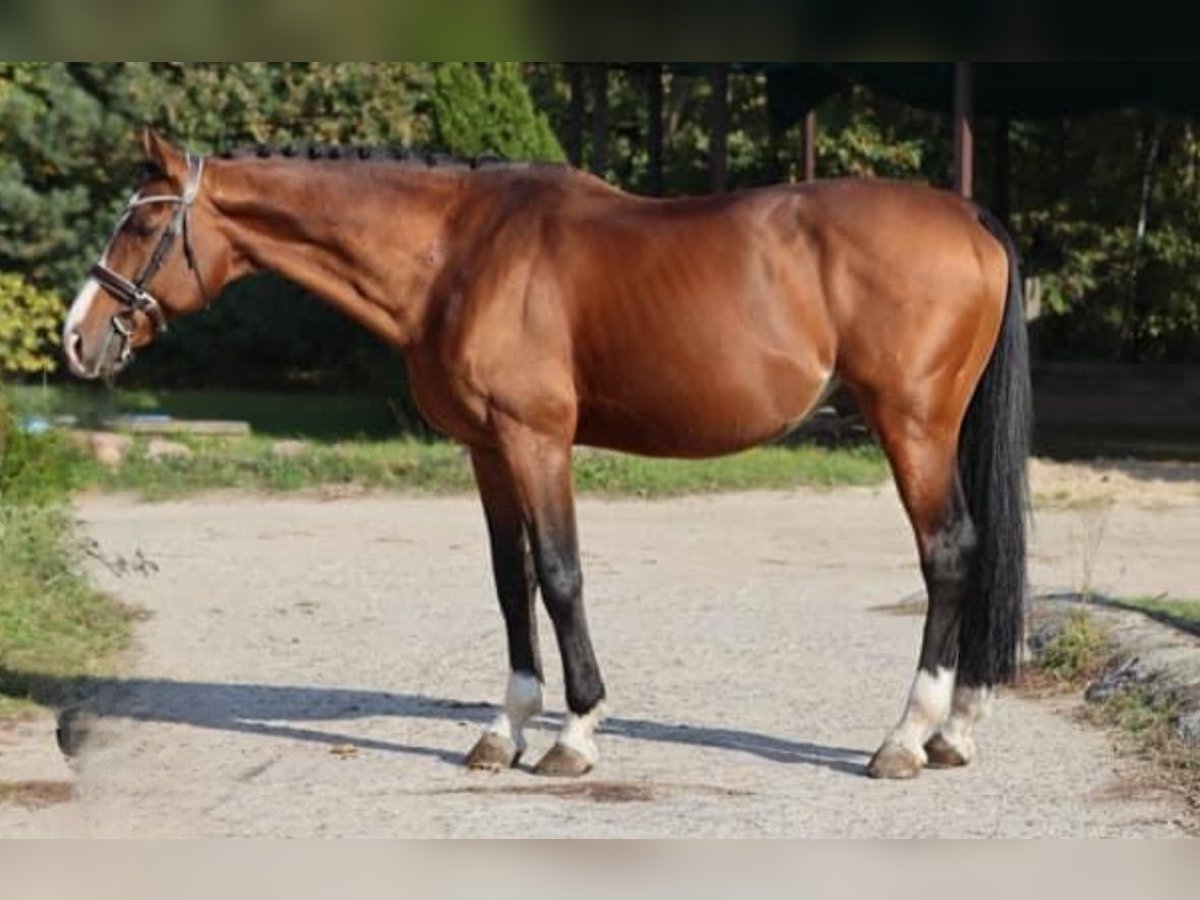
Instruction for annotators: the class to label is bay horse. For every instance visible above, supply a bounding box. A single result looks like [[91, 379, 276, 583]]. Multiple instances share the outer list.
[[64, 130, 1030, 780]]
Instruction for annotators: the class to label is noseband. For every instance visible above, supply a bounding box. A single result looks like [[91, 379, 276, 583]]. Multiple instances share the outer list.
[[90, 152, 209, 341]]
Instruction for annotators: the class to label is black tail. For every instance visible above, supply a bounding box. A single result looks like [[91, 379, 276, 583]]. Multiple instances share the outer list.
[[957, 209, 1032, 686]]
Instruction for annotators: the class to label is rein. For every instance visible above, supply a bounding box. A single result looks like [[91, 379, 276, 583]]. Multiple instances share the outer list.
[[90, 152, 209, 344]]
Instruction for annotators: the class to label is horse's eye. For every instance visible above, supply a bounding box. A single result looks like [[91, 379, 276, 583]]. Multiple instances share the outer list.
[[135, 159, 165, 182]]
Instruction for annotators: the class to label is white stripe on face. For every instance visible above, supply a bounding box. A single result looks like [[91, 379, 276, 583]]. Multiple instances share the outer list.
[[62, 191, 141, 377], [63, 277, 100, 339], [62, 278, 102, 377]]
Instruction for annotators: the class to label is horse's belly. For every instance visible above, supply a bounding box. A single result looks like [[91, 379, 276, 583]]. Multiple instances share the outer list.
[[575, 361, 832, 458]]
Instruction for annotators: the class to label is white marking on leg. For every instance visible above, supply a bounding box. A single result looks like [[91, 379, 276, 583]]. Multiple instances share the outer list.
[[885, 666, 955, 761], [484, 672, 543, 753], [936, 685, 992, 762], [556, 702, 606, 765]]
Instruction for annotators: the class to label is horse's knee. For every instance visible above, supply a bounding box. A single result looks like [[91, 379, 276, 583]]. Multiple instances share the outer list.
[[538, 554, 582, 609]]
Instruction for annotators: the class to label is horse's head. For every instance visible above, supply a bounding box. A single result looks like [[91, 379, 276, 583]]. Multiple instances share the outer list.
[[63, 129, 236, 380]]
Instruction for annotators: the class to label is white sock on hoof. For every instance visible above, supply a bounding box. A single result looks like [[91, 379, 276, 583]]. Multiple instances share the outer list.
[[556, 703, 605, 764], [936, 684, 992, 760], [885, 666, 955, 759], [484, 672, 543, 753]]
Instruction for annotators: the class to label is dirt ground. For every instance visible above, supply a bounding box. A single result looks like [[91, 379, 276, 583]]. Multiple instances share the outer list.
[[4, 460, 1200, 837]]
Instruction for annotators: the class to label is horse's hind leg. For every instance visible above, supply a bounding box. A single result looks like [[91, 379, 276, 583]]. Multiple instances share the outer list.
[[464, 447, 545, 771], [860, 403, 978, 780]]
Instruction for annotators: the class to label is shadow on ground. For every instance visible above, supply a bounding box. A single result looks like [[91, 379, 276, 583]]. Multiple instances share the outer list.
[[3, 671, 868, 777]]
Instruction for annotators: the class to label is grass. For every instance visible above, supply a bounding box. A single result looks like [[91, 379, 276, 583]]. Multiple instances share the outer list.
[[13, 383, 889, 493], [1085, 687, 1199, 828], [65, 434, 887, 501], [1118, 595, 1200, 632], [0, 507, 136, 717], [1026, 606, 1200, 829], [1, 391, 136, 718], [9, 383, 889, 499], [1030, 610, 1114, 684]]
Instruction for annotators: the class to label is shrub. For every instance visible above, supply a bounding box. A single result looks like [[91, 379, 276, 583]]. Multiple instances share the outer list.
[[0, 271, 61, 376]]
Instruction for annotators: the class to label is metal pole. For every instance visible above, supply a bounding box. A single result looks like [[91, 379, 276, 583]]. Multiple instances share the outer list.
[[953, 62, 974, 198]]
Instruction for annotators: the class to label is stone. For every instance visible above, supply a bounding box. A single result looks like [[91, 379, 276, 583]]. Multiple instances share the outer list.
[[88, 431, 132, 469], [1084, 656, 1155, 703], [146, 437, 193, 461], [270, 439, 307, 459], [1177, 709, 1200, 746]]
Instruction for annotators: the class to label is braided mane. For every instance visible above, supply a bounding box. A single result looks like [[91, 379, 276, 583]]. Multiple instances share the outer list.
[[216, 143, 534, 171]]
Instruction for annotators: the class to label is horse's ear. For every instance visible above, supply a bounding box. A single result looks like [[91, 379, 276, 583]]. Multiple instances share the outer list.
[[137, 127, 185, 182]]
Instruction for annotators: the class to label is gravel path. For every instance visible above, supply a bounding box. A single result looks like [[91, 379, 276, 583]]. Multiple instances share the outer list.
[[16, 486, 1200, 836]]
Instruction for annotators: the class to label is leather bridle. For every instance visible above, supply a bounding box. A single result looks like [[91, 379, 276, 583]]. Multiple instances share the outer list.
[[90, 152, 209, 349]]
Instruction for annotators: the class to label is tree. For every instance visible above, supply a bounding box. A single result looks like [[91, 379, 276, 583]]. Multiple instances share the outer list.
[[428, 63, 564, 161], [0, 272, 59, 376]]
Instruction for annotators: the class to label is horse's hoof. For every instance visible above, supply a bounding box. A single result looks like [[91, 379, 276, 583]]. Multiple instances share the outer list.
[[464, 732, 521, 772], [866, 743, 923, 779], [532, 743, 593, 777], [924, 734, 972, 769]]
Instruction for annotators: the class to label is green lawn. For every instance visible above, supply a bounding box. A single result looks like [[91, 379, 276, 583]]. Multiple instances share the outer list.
[[6, 385, 888, 498], [1, 394, 135, 717], [0, 507, 135, 717], [1117, 595, 1200, 633], [73, 434, 887, 500]]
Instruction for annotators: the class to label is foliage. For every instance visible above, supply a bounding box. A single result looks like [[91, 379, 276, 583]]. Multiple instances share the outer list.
[[0, 390, 85, 504], [0, 271, 60, 375], [814, 86, 930, 180], [0, 504, 135, 716], [0, 393, 131, 716], [1120, 595, 1200, 630], [61, 432, 886, 501], [3, 61, 1200, 396], [429, 63, 564, 161], [1034, 611, 1112, 683]]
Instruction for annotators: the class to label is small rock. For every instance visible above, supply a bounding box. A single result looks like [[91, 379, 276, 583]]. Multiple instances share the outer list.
[[1177, 709, 1200, 746], [89, 431, 132, 468], [146, 438, 193, 461], [1084, 656, 1154, 703], [271, 439, 307, 459]]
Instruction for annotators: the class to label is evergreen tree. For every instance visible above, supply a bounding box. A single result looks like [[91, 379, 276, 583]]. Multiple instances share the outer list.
[[429, 63, 564, 161]]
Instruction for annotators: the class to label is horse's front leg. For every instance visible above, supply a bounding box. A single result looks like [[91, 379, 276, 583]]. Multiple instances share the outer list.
[[499, 426, 606, 777], [464, 447, 545, 771]]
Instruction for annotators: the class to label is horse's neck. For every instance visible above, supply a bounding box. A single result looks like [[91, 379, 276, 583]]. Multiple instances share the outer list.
[[211, 160, 459, 348]]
